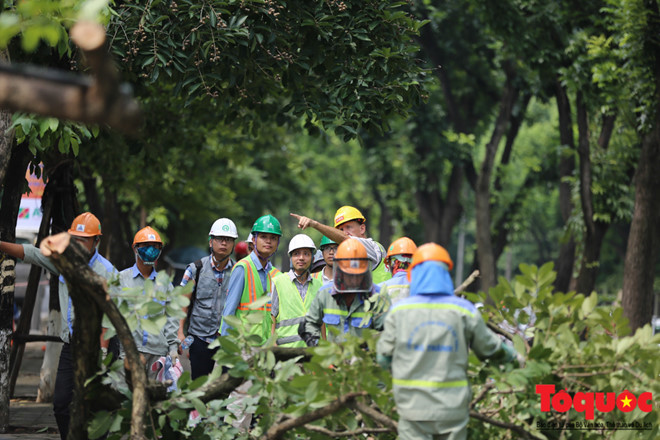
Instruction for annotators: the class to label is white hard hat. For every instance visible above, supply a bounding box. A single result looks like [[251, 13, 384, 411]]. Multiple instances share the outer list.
[[209, 218, 238, 238], [288, 234, 316, 256], [246, 232, 254, 244]]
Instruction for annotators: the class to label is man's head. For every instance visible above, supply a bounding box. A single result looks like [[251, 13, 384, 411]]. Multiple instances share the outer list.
[[208, 218, 238, 261], [246, 233, 255, 253], [251, 215, 281, 259], [408, 243, 454, 281], [133, 226, 163, 266], [319, 235, 337, 268], [385, 237, 417, 275], [68, 212, 102, 255], [288, 234, 315, 275], [334, 206, 366, 238], [333, 238, 371, 294]]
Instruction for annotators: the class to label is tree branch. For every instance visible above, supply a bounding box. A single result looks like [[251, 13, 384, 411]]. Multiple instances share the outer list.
[[350, 399, 398, 430], [470, 410, 544, 440], [303, 424, 394, 437], [261, 392, 367, 440], [455, 270, 480, 294]]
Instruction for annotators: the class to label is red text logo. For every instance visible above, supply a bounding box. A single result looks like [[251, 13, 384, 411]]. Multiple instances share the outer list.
[[536, 385, 653, 420]]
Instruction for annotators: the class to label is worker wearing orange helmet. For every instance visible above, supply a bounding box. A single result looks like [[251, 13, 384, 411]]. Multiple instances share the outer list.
[[378, 237, 417, 306], [290, 205, 391, 285], [377, 243, 518, 440], [117, 226, 179, 379], [0, 212, 117, 440], [300, 238, 385, 346]]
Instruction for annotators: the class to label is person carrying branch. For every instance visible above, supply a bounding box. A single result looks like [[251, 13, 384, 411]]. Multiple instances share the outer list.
[[376, 243, 519, 440]]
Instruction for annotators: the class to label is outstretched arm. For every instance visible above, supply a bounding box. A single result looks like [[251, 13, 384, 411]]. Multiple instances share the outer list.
[[290, 213, 348, 244]]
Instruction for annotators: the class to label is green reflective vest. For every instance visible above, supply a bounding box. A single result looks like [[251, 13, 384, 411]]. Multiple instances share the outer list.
[[372, 258, 392, 284], [273, 273, 321, 347], [235, 257, 273, 344]]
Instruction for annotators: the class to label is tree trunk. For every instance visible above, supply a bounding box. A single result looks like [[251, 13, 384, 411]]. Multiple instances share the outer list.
[[553, 81, 577, 293], [0, 143, 30, 433], [622, 0, 660, 331], [573, 93, 616, 295], [475, 67, 519, 293]]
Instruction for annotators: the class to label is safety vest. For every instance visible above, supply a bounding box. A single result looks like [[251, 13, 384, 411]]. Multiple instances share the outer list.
[[273, 273, 321, 347], [372, 256, 392, 284], [235, 257, 273, 344]]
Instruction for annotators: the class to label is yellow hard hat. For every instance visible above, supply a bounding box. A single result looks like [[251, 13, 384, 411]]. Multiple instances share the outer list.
[[334, 206, 366, 228]]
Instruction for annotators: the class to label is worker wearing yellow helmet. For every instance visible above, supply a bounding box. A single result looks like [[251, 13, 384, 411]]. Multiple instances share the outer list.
[[290, 205, 391, 285]]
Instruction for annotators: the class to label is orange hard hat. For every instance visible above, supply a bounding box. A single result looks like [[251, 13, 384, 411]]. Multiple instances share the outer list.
[[407, 243, 454, 281], [334, 205, 366, 228], [334, 238, 369, 274], [132, 226, 163, 247], [386, 237, 417, 259], [68, 212, 102, 237]]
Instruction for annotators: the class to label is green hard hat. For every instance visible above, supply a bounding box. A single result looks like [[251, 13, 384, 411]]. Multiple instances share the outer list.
[[320, 235, 336, 248], [251, 214, 282, 236]]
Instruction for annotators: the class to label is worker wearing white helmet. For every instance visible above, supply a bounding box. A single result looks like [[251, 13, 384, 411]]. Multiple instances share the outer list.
[[270, 234, 322, 347], [178, 218, 238, 379]]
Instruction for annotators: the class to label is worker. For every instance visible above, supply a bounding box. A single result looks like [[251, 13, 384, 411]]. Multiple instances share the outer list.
[[311, 235, 337, 285], [270, 234, 322, 347], [178, 218, 237, 379], [376, 243, 519, 440], [246, 232, 255, 254], [221, 214, 281, 344], [0, 212, 117, 440], [234, 241, 250, 261], [290, 205, 391, 284], [301, 238, 384, 345], [118, 226, 179, 379], [310, 249, 325, 274], [378, 237, 417, 306]]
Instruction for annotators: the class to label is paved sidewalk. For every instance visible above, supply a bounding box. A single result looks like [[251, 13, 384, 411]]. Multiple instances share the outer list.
[[3, 342, 59, 440]]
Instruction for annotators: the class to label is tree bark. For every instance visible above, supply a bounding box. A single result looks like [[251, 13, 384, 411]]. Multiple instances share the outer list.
[[553, 81, 577, 293], [622, 0, 660, 331], [0, 50, 12, 189], [0, 143, 30, 432], [573, 94, 615, 295], [475, 67, 519, 293]]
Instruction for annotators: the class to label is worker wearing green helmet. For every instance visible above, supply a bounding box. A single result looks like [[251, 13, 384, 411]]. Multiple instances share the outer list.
[[221, 214, 282, 343]]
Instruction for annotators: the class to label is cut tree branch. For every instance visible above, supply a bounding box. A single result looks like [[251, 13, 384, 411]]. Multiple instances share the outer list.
[[0, 21, 142, 134], [262, 391, 367, 440], [470, 410, 544, 440]]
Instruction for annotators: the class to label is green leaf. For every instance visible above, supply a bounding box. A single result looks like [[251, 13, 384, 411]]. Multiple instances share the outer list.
[[88, 411, 112, 439]]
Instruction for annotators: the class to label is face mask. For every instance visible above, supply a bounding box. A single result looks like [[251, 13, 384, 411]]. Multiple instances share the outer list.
[[137, 245, 161, 265]]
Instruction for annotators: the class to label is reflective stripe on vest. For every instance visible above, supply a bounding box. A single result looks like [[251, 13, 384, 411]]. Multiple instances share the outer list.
[[237, 258, 272, 312], [392, 378, 468, 388], [392, 303, 475, 318]]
